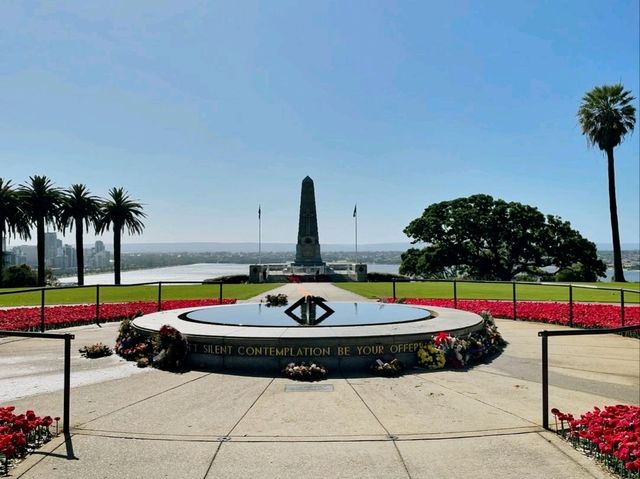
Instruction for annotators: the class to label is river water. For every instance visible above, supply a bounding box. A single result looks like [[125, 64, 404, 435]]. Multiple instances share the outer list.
[[58, 263, 639, 285], [58, 263, 402, 285]]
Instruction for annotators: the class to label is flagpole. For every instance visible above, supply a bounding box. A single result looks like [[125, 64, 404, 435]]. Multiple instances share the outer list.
[[258, 205, 262, 265], [354, 204, 358, 264]]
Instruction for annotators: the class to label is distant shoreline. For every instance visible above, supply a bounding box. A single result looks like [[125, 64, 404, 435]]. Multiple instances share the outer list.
[[58, 263, 640, 285]]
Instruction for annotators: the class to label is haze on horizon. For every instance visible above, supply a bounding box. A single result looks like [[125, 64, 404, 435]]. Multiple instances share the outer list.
[[2, 1, 638, 249]]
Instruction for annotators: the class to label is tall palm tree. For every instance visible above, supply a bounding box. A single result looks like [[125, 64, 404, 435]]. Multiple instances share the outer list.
[[19, 176, 63, 286], [0, 178, 31, 286], [97, 187, 146, 285], [578, 84, 636, 282], [58, 184, 102, 286]]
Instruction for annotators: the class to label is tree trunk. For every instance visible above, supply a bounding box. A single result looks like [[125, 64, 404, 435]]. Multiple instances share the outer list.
[[75, 218, 84, 286], [36, 217, 45, 286], [606, 148, 626, 282], [114, 224, 121, 285]]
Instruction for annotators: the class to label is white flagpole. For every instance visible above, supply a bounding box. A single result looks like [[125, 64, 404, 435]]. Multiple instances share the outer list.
[[258, 205, 262, 265]]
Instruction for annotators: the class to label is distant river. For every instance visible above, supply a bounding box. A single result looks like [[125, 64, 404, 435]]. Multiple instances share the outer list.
[[58, 263, 403, 285], [58, 263, 638, 285]]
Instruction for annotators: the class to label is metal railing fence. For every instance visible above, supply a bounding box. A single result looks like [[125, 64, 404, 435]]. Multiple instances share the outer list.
[[0, 281, 225, 332], [0, 330, 74, 433], [389, 278, 639, 327], [538, 324, 640, 430]]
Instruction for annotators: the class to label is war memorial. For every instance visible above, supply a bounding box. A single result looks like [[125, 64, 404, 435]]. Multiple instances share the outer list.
[[248, 176, 368, 283], [128, 176, 479, 371]]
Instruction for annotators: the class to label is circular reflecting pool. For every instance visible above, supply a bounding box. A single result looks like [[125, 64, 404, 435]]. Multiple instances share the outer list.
[[179, 302, 431, 327]]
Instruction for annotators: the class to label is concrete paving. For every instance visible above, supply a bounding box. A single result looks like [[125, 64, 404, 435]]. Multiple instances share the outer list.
[[240, 282, 375, 303], [1, 283, 637, 478]]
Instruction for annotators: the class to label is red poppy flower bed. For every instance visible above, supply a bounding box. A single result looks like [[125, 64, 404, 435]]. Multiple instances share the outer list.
[[383, 298, 639, 329], [0, 299, 237, 331], [552, 405, 640, 477], [0, 406, 54, 474]]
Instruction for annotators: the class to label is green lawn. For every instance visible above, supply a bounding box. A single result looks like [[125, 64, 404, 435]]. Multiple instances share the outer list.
[[334, 281, 640, 303], [0, 283, 281, 307]]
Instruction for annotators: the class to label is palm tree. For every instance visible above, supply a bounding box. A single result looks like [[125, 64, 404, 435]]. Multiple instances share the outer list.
[[19, 176, 63, 286], [58, 184, 102, 286], [0, 178, 31, 286], [97, 187, 146, 285], [578, 84, 636, 282]]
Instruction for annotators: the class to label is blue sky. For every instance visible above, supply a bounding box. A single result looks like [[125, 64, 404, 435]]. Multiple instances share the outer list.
[[2, 0, 639, 247]]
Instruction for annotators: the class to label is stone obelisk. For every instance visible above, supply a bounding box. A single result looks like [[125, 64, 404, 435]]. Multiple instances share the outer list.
[[294, 176, 325, 266]]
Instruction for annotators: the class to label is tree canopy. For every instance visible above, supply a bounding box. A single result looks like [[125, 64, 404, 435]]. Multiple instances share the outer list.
[[400, 194, 605, 281], [97, 187, 146, 285]]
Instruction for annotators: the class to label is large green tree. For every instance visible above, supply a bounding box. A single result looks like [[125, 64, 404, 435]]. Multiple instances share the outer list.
[[0, 178, 31, 286], [19, 176, 63, 286], [58, 184, 102, 286], [400, 194, 606, 281], [577, 84, 636, 282], [97, 187, 146, 285]]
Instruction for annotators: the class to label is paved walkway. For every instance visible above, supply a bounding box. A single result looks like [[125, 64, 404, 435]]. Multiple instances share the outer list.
[[240, 282, 375, 303], [1, 284, 638, 478]]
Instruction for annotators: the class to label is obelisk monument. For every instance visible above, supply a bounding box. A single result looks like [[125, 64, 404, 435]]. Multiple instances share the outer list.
[[294, 176, 325, 266]]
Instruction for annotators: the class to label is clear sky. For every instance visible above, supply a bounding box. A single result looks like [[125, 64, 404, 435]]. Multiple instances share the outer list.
[[2, 0, 639, 247]]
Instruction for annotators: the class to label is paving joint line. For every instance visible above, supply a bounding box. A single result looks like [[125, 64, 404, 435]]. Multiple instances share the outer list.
[[535, 431, 604, 478], [16, 432, 75, 478], [201, 376, 275, 479], [414, 374, 540, 427], [76, 372, 213, 428], [344, 377, 413, 479]]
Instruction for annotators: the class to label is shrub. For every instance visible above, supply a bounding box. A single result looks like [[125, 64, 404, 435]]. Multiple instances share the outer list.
[[203, 275, 249, 284], [1, 264, 37, 287]]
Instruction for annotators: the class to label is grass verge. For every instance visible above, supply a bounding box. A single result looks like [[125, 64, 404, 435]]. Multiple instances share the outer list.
[[334, 281, 640, 303], [0, 283, 281, 307]]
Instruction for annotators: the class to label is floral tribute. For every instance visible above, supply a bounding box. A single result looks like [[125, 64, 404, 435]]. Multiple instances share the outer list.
[[0, 406, 54, 474], [115, 316, 154, 362], [0, 298, 236, 331], [78, 342, 113, 358], [370, 358, 405, 377], [152, 325, 189, 371], [385, 298, 639, 329], [551, 405, 640, 477], [282, 362, 327, 381], [264, 293, 288, 307], [416, 311, 507, 370], [115, 318, 189, 371]]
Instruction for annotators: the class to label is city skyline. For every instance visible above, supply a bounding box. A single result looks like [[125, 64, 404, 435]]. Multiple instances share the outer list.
[[1, 1, 638, 247]]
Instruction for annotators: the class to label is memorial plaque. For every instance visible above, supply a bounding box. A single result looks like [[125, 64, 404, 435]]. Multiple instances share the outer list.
[[285, 384, 334, 392]]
